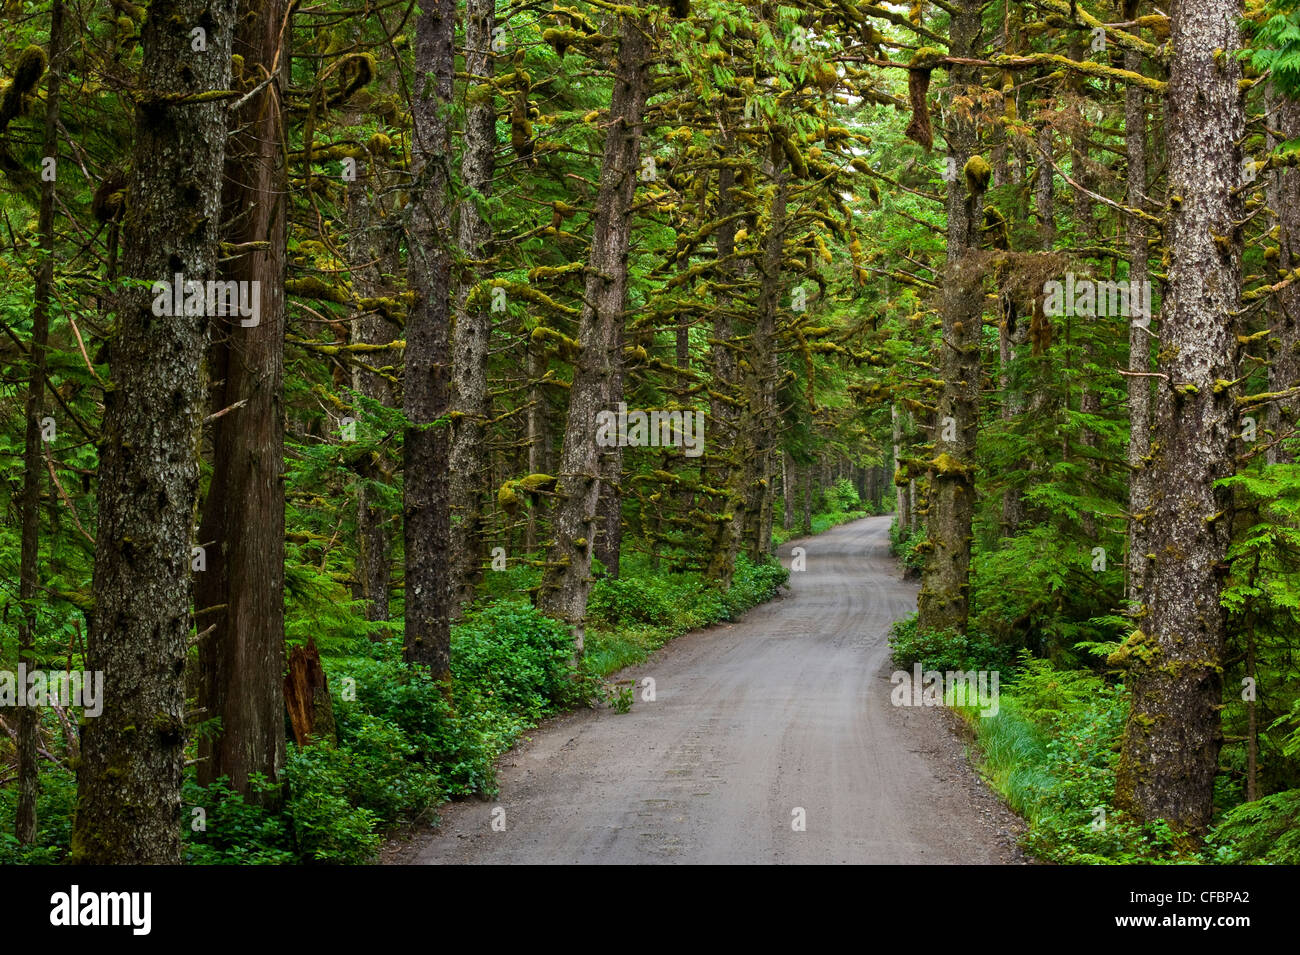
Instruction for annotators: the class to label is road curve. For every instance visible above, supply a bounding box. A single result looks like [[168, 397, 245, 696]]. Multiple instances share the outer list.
[[397, 516, 1025, 865]]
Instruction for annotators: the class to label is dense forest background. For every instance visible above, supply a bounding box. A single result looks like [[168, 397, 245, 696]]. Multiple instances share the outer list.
[[1, 0, 1299, 865]]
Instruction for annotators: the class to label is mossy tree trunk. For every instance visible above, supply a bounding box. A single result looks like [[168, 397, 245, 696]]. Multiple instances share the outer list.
[[706, 159, 743, 587], [781, 453, 794, 531], [345, 159, 398, 626], [916, 0, 985, 638], [594, 338, 624, 576], [1267, 89, 1300, 466], [537, 7, 650, 650], [742, 159, 786, 563], [1069, 33, 1101, 542], [449, 0, 497, 618], [403, 0, 455, 678], [16, 0, 62, 845], [1115, 0, 1244, 835], [525, 337, 552, 552], [72, 0, 236, 863], [1125, 33, 1153, 603], [892, 403, 911, 535]]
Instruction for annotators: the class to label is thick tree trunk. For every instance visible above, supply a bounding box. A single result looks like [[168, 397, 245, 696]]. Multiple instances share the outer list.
[[403, 0, 455, 678], [1115, 0, 1244, 835], [73, 0, 235, 863], [537, 7, 650, 651], [742, 161, 786, 562], [16, 0, 63, 844], [195, 0, 288, 799], [917, 0, 984, 637], [449, 0, 497, 617]]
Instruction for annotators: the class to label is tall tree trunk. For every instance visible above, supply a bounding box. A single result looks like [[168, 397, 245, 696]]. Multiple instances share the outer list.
[[403, 0, 456, 678], [782, 453, 794, 530], [917, 0, 984, 637], [537, 7, 650, 651], [1115, 0, 1244, 835], [1070, 34, 1101, 541], [892, 403, 911, 535], [449, 0, 497, 617], [801, 463, 812, 535], [1125, 34, 1154, 601], [705, 159, 743, 586], [593, 348, 624, 577], [195, 0, 288, 798], [16, 0, 63, 844], [525, 338, 552, 552], [346, 163, 398, 626], [1267, 89, 1300, 465], [73, 0, 236, 863], [742, 159, 786, 562]]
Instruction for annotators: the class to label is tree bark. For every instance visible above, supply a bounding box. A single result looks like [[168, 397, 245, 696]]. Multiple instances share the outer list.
[[801, 463, 812, 535], [403, 0, 456, 678], [73, 0, 236, 863], [537, 7, 650, 652], [781, 453, 794, 530], [742, 159, 786, 563], [345, 161, 398, 626], [892, 403, 911, 535], [1267, 89, 1300, 465], [1125, 38, 1154, 601], [195, 0, 288, 799], [1115, 0, 1244, 835], [917, 0, 984, 637], [449, 0, 497, 617], [593, 346, 625, 577], [525, 337, 552, 552], [705, 159, 743, 586], [16, 0, 63, 845]]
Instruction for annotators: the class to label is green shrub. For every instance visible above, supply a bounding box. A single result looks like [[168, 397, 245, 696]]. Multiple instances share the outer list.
[[1208, 789, 1300, 864], [588, 575, 674, 627], [724, 554, 790, 616], [888, 613, 1017, 674], [0, 758, 75, 865], [183, 776, 296, 865], [960, 661, 1188, 864], [828, 477, 861, 512], [282, 747, 383, 865], [889, 519, 928, 574], [329, 653, 527, 798], [452, 599, 575, 711]]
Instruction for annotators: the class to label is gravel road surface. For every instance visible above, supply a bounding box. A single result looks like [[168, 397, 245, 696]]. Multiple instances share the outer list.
[[392, 516, 1026, 865]]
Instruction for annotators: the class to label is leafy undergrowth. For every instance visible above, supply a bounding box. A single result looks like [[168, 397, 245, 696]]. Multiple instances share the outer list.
[[950, 656, 1189, 864], [938, 651, 1296, 865], [583, 552, 790, 675]]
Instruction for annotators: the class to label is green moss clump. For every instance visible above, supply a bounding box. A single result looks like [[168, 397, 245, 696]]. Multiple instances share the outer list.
[[964, 155, 992, 194]]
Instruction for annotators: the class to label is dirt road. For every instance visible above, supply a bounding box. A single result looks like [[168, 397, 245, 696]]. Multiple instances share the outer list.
[[397, 516, 1025, 864]]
